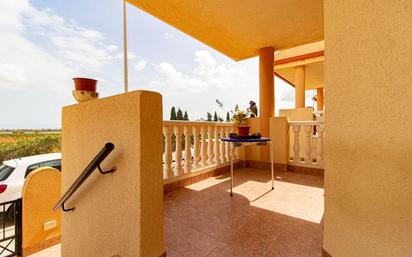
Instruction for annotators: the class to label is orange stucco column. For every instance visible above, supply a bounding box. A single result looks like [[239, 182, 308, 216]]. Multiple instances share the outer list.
[[295, 66, 305, 108], [259, 47, 275, 138], [317, 88, 324, 111]]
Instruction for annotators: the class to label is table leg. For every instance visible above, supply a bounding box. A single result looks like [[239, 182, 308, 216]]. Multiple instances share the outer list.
[[270, 141, 274, 190], [230, 143, 234, 196]]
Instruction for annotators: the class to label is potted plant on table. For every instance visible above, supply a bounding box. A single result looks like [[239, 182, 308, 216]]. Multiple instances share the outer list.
[[232, 105, 251, 136]]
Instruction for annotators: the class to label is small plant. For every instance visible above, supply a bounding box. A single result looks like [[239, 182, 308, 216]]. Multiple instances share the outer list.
[[232, 105, 250, 126]]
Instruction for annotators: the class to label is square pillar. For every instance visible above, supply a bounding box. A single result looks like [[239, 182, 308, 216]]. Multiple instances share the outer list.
[[61, 91, 164, 257]]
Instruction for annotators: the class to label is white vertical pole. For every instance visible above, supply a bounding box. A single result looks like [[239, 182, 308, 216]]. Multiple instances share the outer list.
[[123, 0, 129, 93]]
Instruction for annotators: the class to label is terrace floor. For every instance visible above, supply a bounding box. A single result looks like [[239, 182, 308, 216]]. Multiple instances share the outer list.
[[164, 167, 324, 257], [30, 167, 324, 257]]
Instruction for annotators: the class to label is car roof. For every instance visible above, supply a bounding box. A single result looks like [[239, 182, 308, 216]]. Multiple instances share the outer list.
[[2, 153, 61, 168]]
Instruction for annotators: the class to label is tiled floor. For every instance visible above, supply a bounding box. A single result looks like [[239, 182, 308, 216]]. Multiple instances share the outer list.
[[164, 168, 324, 257], [30, 168, 324, 257], [28, 244, 61, 257]]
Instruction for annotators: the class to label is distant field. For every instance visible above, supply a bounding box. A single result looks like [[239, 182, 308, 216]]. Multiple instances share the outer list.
[[0, 132, 61, 162], [0, 132, 61, 143]]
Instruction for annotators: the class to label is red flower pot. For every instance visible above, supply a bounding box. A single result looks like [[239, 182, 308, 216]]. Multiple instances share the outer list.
[[238, 126, 250, 136], [73, 78, 97, 92]]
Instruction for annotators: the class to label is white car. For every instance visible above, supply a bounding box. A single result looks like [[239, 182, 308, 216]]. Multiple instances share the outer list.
[[0, 153, 62, 207]]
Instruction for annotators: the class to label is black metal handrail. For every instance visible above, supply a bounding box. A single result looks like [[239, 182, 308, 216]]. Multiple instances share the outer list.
[[53, 142, 116, 212]]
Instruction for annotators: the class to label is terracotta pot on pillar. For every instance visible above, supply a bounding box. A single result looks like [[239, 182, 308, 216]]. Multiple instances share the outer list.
[[72, 77, 99, 103]]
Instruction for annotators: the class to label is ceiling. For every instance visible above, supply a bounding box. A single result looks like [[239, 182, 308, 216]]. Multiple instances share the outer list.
[[275, 41, 324, 89], [276, 61, 324, 90], [127, 0, 324, 61]]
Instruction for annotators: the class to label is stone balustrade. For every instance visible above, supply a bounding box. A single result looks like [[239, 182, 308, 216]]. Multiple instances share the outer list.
[[162, 121, 238, 182], [288, 121, 324, 168]]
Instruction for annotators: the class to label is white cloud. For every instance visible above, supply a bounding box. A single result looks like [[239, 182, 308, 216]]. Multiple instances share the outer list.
[[144, 50, 315, 119], [0, 0, 128, 128], [106, 45, 118, 52], [0, 0, 123, 91], [194, 51, 216, 67], [148, 50, 255, 95], [163, 32, 174, 39], [280, 88, 295, 102], [134, 60, 147, 71], [152, 62, 207, 93]]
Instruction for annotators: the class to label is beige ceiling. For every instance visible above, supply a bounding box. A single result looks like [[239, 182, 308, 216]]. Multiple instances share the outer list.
[[275, 41, 324, 60], [274, 41, 324, 89], [276, 61, 324, 90], [127, 0, 324, 61]]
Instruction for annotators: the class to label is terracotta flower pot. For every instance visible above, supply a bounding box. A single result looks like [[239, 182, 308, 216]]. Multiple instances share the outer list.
[[73, 78, 97, 92], [238, 126, 250, 136]]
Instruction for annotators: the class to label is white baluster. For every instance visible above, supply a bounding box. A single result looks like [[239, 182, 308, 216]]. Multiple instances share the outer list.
[[220, 126, 226, 163], [317, 125, 324, 165], [225, 127, 231, 161], [214, 125, 221, 165], [174, 126, 183, 175], [183, 126, 192, 173], [207, 126, 214, 165], [304, 125, 312, 164], [200, 126, 208, 167], [163, 126, 173, 178], [233, 126, 239, 159], [311, 134, 318, 162], [193, 126, 200, 169], [292, 125, 301, 163]]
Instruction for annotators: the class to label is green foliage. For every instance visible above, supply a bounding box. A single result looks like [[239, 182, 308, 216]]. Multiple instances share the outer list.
[[226, 112, 231, 122], [0, 134, 61, 163], [176, 108, 184, 120], [213, 111, 218, 122], [248, 100, 258, 117], [232, 105, 250, 125], [206, 112, 212, 121], [171, 107, 189, 121], [170, 106, 177, 120]]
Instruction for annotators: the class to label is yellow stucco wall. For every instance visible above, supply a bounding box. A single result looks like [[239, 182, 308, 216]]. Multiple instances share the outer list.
[[244, 118, 262, 162], [22, 167, 61, 252], [279, 108, 313, 121], [324, 1, 412, 256], [270, 117, 288, 165], [61, 90, 164, 257], [243, 117, 288, 165]]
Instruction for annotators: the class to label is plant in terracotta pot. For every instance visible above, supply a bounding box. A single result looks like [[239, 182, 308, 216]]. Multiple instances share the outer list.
[[72, 77, 99, 103], [232, 105, 251, 136]]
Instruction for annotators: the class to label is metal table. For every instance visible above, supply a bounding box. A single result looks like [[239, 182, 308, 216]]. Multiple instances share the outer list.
[[220, 137, 274, 196]]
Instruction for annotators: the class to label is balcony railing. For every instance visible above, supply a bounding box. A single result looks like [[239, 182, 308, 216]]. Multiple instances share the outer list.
[[162, 119, 324, 184], [162, 121, 238, 183], [288, 121, 325, 168]]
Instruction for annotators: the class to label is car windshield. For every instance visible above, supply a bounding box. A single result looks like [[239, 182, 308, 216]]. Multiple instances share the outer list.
[[0, 164, 15, 182]]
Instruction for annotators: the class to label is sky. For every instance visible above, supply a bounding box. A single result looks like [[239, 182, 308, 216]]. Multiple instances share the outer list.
[[0, 0, 316, 129]]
